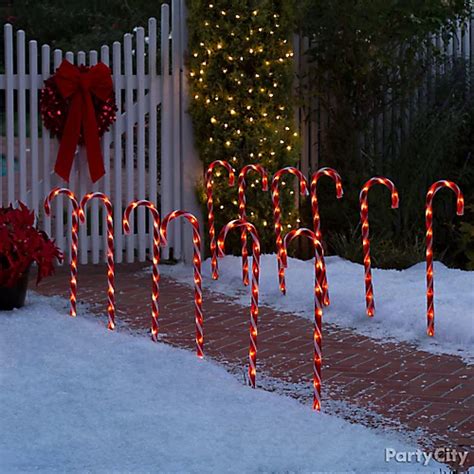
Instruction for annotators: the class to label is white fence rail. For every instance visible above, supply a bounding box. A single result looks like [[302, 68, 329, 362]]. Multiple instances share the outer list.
[[0, 0, 200, 264]]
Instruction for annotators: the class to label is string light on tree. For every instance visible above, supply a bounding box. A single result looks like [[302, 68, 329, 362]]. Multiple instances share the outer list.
[[188, 1, 299, 253]]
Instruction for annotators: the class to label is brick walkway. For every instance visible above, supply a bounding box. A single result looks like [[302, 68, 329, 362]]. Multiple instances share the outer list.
[[33, 262, 473, 469]]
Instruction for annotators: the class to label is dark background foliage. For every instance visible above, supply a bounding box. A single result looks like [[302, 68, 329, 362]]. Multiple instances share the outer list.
[[0, 0, 165, 53], [296, 0, 473, 269]]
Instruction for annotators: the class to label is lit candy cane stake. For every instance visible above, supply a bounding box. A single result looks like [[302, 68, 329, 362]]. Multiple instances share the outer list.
[[282, 228, 324, 411], [271, 167, 308, 295], [205, 160, 235, 280], [44, 187, 80, 318], [237, 164, 268, 286], [79, 192, 116, 330], [161, 210, 204, 358], [359, 178, 399, 317], [425, 180, 464, 337], [218, 219, 261, 387], [123, 200, 160, 341], [310, 167, 344, 306]]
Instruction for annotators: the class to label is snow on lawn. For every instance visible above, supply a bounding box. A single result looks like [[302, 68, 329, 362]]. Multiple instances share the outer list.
[[160, 255, 474, 362], [0, 296, 444, 472]]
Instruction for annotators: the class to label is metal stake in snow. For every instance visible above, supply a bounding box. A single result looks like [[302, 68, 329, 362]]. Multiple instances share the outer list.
[[79, 192, 116, 330], [359, 178, 399, 317], [161, 210, 204, 358], [205, 160, 235, 280], [282, 228, 324, 411], [237, 164, 268, 286], [425, 180, 464, 337], [123, 200, 161, 341], [271, 167, 308, 295], [218, 219, 261, 388], [44, 187, 80, 318], [310, 167, 343, 306]]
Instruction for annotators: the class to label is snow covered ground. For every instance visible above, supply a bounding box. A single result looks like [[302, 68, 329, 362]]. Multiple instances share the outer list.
[[0, 295, 445, 472], [160, 255, 474, 362]]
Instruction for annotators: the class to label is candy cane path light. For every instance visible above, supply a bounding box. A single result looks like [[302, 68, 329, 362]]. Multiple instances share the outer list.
[[425, 180, 464, 337], [282, 228, 324, 411], [205, 160, 235, 281], [359, 177, 399, 318], [237, 164, 268, 287], [217, 219, 261, 388], [44, 187, 80, 318], [271, 167, 308, 295], [161, 210, 204, 358], [123, 200, 160, 342], [79, 192, 116, 330], [310, 167, 343, 307]]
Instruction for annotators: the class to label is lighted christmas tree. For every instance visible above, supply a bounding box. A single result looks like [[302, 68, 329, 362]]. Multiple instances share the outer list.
[[188, 0, 300, 252]]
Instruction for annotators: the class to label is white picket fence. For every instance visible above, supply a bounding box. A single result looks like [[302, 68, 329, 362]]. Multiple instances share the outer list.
[[0, 0, 200, 264]]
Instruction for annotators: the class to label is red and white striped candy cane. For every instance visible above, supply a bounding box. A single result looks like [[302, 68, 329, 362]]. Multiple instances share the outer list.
[[44, 187, 80, 318], [79, 192, 116, 330], [123, 200, 161, 342], [271, 167, 308, 295], [218, 219, 261, 388], [359, 177, 399, 318], [310, 168, 343, 307], [161, 210, 204, 358], [237, 164, 268, 286], [282, 228, 324, 411], [205, 160, 235, 280], [425, 180, 464, 337]]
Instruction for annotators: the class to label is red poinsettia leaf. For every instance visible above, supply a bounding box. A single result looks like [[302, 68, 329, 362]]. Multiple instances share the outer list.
[[0, 204, 62, 288]]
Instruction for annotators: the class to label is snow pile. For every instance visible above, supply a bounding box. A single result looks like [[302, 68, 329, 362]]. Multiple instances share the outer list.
[[0, 296, 444, 472], [161, 255, 474, 362]]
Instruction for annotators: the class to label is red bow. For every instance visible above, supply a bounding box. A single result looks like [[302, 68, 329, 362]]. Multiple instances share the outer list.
[[54, 60, 113, 183]]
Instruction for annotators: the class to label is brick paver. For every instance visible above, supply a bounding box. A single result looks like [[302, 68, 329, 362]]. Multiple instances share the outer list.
[[33, 262, 473, 469]]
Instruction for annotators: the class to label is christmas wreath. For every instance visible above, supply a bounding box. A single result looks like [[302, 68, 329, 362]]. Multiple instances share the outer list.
[[40, 59, 117, 183]]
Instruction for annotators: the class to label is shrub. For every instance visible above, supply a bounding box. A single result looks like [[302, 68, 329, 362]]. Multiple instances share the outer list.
[[188, 0, 299, 253]]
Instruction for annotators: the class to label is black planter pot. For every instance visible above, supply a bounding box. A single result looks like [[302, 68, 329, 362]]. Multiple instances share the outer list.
[[0, 268, 29, 310]]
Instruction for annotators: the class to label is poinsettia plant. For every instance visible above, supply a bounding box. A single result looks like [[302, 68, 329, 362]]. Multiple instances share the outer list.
[[0, 203, 63, 287]]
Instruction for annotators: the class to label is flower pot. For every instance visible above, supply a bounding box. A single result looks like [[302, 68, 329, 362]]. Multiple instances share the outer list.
[[0, 267, 29, 310]]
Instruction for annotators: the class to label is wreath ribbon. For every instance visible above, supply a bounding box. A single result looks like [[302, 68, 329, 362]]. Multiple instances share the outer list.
[[54, 59, 113, 183]]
